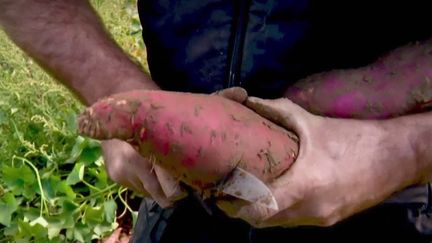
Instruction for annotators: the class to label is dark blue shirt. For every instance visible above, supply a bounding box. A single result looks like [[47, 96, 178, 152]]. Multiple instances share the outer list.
[[138, 0, 431, 98]]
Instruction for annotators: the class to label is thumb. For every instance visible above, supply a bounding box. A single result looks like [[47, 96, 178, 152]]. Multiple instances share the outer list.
[[212, 86, 248, 103], [153, 165, 187, 201], [216, 199, 279, 227], [245, 97, 315, 137], [216, 176, 304, 228]]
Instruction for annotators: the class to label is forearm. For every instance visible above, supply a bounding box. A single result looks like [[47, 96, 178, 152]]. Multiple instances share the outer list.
[[0, 0, 158, 105], [382, 111, 432, 184]]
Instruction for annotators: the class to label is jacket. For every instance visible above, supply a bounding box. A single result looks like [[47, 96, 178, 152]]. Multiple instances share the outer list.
[[133, 1, 432, 242]]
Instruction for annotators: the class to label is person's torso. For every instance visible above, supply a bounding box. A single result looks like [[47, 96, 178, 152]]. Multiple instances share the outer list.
[[137, 0, 431, 98], [133, 2, 432, 242]]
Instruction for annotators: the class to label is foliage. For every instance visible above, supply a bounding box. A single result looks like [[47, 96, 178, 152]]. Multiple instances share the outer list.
[[0, 0, 147, 241]]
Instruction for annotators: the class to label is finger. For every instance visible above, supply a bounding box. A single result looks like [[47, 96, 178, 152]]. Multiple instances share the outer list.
[[216, 199, 279, 227], [260, 202, 340, 228], [212, 87, 248, 103], [134, 155, 173, 208], [216, 164, 307, 227], [217, 196, 312, 228], [153, 165, 187, 201], [102, 140, 150, 194], [102, 140, 172, 208], [258, 206, 311, 228], [100, 227, 122, 243], [245, 97, 313, 137]]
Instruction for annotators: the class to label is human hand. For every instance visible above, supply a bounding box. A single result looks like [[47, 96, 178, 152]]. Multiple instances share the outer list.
[[102, 139, 186, 208], [100, 87, 248, 208], [216, 96, 422, 227]]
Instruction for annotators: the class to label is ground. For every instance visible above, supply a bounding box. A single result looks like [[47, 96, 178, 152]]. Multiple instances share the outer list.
[[0, 0, 148, 242]]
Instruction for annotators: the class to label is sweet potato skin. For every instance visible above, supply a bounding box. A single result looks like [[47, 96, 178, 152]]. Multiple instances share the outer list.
[[285, 40, 432, 119], [78, 90, 299, 190]]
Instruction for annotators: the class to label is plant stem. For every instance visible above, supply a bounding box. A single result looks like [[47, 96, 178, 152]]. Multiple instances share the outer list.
[[82, 179, 102, 192], [13, 155, 48, 217], [76, 183, 118, 202], [117, 187, 134, 214]]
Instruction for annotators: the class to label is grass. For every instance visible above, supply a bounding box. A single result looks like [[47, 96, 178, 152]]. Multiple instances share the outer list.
[[0, 0, 148, 241]]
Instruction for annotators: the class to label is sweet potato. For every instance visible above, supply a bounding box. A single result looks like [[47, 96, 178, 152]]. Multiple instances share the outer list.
[[78, 90, 299, 191], [285, 40, 432, 119]]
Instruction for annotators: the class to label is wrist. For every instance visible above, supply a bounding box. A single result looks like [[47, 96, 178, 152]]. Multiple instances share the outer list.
[[106, 75, 159, 98], [82, 71, 159, 105], [405, 113, 432, 183], [381, 113, 432, 185]]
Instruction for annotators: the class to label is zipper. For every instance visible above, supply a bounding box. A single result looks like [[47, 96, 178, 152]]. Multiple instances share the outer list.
[[226, 0, 250, 88]]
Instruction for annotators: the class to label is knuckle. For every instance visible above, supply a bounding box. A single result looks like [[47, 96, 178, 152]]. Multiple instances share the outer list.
[[239, 204, 276, 227], [104, 159, 123, 182], [308, 172, 332, 193], [319, 216, 339, 227], [315, 207, 340, 227], [106, 168, 121, 182]]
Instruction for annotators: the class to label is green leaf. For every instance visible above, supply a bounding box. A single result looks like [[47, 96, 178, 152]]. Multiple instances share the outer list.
[[80, 146, 102, 165], [93, 222, 117, 238], [23, 207, 40, 221], [62, 213, 75, 229], [1, 192, 18, 208], [42, 175, 76, 200], [94, 167, 109, 189], [17, 219, 48, 240], [47, 235, 66, 243], [1, 164, 35, 195], [0, 192, 18, 226], [132, 211, 138, 229], [66, 162, 85, 185], [30, 216, 48, 227], [83, 206, 104, 225], [10, 107, 18, 114], [42, 176, 58, 200], [73, 229, 85, 243], [57, 181, 76, 199], [66, 228, 74, 240], [86, 138, 101, 148], [73, 223, 92, 243], [103, 199, 117, 223], [46, 216, 67, 240], [94, 156, 104, 166], [62, 199, 79, 214], [4, 222, 18, 236], [64, 136, 86, 164], [47, 226, 62, 240], [22, 181, 38, 199], [26, 122, 43, 138], [56, 200, 77, 230]]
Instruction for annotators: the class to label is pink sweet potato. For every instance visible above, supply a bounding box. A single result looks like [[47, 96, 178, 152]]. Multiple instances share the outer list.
[[78, 90, 299, 191], [285, 40, 432, 119]]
